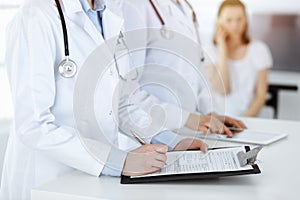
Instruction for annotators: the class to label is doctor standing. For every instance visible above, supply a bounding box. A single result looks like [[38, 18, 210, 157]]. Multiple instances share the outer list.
[[0, 0, 209, 199], [127, 0, 247, 136]]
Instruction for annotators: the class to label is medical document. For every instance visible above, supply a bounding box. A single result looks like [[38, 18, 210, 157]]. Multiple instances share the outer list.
[[132, 147, 252, 178]]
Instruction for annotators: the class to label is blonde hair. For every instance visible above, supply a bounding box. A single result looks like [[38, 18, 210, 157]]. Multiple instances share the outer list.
[[213, 0, 250, 45]]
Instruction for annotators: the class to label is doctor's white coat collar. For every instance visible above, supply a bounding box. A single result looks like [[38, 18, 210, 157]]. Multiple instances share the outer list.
[[62, 0, 123, 14], [60, 0, 82, 14], [61, 0, 124, 23], [60, 0, 124, 43], [151, 0, 193, 27]]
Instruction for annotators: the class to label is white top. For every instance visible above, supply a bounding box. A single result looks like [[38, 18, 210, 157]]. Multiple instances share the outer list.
[[205, 40, 273, 116]]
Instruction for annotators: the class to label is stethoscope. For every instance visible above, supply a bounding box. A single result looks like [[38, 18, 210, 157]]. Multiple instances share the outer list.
[[149, 0, 205, 62], [55, 0, 139, 80], [55, 0, 77, 78]]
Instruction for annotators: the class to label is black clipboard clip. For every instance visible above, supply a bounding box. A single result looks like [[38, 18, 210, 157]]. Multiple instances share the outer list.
[[237, 146, 263, 166]]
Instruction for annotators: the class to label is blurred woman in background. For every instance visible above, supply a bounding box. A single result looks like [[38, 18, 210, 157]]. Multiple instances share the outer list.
[[205, 0, 273, 117]]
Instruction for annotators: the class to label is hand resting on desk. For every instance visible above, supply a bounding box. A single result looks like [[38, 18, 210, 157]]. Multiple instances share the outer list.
[[185, 113, 247, 137]]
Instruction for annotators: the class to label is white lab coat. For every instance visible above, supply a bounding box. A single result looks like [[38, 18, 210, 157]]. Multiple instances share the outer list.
[[131, 0, 214, 115], [0, 0, 125, 199], [0, 0, 190, 199]]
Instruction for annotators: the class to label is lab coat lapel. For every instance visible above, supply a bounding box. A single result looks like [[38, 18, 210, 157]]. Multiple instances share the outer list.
[[180, 0, 194, 19], [178, 0, 196, 35], [159, 0, 196, 37], [82, 15, 104, 45], [64, 0, 124, 44], [156, 0, 188, 26], [102, 8, 124, 41], [62, 0, 104, 45]]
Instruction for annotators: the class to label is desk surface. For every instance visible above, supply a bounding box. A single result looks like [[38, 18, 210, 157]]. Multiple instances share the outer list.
[[32, 118, 300, 200], [269, 70, 300, 87]]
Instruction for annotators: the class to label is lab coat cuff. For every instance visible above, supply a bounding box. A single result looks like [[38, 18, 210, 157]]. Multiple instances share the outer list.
[[151, 130, 185, 151], [100, 147, 127, 177]]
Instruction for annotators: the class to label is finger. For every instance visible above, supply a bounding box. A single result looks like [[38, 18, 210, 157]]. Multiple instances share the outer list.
[[154, 152, 167, 163], [154, 145, 168, 154], [200, 143, 208, 153], [237, 120, 247, 129], [146, 144, 168, 154], [204, 119, 216, 132], [142, 167, 161, 176], [151, 159, 166, 169], [195, 140, 208, 153], [222, 125, 233, 137], [149, 167, 162, 174], [208, 119, 223, 133], [224, 117, 247, 129], [198, 125, 209, 134]]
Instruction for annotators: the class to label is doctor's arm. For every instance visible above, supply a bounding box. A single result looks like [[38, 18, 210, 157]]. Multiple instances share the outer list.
[[118, 86, 241, 139]]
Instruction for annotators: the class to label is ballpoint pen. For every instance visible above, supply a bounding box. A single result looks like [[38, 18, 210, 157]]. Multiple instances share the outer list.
[[130, 130, 147, 145]]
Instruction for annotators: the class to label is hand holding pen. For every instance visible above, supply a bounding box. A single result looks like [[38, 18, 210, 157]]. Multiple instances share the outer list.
[[121, 130, 168, 176]]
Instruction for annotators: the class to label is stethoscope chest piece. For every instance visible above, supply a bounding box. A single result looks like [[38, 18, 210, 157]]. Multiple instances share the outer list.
[[161, 26, 174, 40], [58, 58, 77, 78]]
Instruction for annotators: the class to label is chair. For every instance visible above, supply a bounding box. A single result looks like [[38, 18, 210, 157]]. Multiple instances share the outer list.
[[265, 84, 298, 118]]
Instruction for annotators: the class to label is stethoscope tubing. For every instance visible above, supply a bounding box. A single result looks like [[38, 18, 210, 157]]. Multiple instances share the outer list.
[[149, 0, 166, 26], [55, 0, 70, 57]]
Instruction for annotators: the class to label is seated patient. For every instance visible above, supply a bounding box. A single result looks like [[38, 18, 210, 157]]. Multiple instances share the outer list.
[[205, 0, 273, 117]]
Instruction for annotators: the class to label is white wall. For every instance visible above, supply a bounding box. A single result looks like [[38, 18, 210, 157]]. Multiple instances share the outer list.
[[279, 91, 300, 120], [190, 0, 300, 14], [0, 121, 10, 184], [0, 68, 12, 183]]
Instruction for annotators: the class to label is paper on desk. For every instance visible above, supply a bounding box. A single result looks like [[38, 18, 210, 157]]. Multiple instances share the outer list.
[[131, 146, 252, 178]]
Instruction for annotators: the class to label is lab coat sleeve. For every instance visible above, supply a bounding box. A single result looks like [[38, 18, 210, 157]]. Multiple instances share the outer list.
[[5, 7, 110, 177], [151, 130, 185, 151], [119, 85, 190, 141], [101, 148, 127, 176]]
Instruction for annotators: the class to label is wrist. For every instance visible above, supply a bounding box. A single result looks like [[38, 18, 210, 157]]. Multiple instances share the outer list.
[[185, 113, 203, 130]]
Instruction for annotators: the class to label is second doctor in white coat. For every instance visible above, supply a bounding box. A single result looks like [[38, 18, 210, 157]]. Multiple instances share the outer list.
[[0, 0, 209, 199], [128, 0, 247, 136]]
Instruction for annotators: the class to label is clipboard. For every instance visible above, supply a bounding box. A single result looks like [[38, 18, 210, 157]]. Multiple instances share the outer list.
[[121, 146, 261, 184]]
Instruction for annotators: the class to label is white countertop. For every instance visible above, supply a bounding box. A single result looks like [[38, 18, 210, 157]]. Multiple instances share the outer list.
[[32, 118, 300, 200], [269, 70, 300, 87]]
